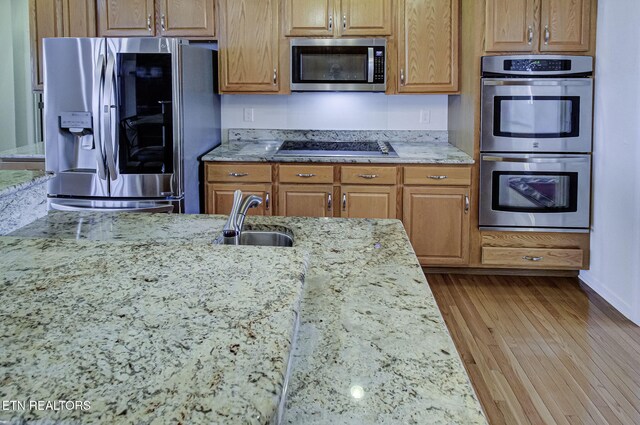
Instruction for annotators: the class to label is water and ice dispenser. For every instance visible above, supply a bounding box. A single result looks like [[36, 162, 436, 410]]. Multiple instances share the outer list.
[[59, 112, 94, 150]]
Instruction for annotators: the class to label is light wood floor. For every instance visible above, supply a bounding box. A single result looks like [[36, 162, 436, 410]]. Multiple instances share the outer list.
[[428, 274, 640, 425]]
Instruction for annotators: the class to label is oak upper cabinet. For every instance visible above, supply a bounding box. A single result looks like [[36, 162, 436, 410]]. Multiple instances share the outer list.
[[284, 0, 391, 37], [396, 0, 459, 93], [30, 0, 96, 89], [218, 0, 281, 93], [403, 166, 471, 266], [97, 0, 215, 38], [97, 0, 155, 36], [485, 0, 591, 53], [539, 0, 591, 52]]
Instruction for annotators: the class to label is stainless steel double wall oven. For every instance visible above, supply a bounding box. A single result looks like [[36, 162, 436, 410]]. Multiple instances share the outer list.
[[479, 55, 593, 232], [43, 37, 220, 213]]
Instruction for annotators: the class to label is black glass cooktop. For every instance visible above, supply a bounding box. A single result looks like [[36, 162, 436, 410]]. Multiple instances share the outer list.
[[275, 140, 398, 157]]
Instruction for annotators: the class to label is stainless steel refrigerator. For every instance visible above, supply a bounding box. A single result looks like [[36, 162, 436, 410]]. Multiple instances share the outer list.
[[43, 37, 220, 213]]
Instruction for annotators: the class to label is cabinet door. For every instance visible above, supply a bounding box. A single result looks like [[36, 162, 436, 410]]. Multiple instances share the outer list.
[[205, 183, 272, 216], [30, 0, 63, 89], [403, 187, 470, 265], [97, 0, 155, 36], [540, 0, 591, 52], [341, 185, 397, 219], [61, 0, 96, 37], [485, 0, 535, 52], [284, 0, 334, 36], [278, 185, 334, 217], [218, 0, 280, 93], [397, 0, 459, 93], [159, 0, 215, 38], [340, 0, 392, 36]]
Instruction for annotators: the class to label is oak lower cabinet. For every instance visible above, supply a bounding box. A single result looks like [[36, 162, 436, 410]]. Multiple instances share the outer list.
[[30, 0, 96, 89], [403, 186, 470, 265], [96, 0, 215, 38], [217, 0, 281, 93], [205, 183, 272, 216], [484, 0, 593, 53], [341, 185, 397, 219], [278, 185, 334, 217], [396, 0, 459, 93]]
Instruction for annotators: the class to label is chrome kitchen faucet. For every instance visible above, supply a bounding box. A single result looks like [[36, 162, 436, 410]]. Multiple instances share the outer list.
[[222, 190, 263, 245]]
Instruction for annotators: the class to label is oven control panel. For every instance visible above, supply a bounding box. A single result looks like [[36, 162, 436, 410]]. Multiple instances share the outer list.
[[504, 59, 572, 72], [481, 55, 593, 77]]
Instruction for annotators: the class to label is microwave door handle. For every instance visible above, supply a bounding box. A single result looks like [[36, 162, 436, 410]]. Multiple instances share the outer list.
[[368, 47, 374, 83], [103, 54, 118, 181], [93, 54, 107, 180], [483, 155, 590, 164]]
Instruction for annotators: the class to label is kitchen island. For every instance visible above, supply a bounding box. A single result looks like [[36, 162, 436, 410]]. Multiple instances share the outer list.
[[5, 212, 487, 424], [0, 170, 50, 235]]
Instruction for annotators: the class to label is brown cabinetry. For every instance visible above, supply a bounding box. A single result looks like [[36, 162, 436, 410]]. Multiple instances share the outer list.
[[341, 185, 397, 219], [279, 185, 334, 217], [485, 0, 592, 53], [96, 0, 215, 38], [205, 183, 272, 216], [396, 0, 459, 93], [284, 0, 391, 37], [30, 0, 96, 89], [218, 0, 281, 93]]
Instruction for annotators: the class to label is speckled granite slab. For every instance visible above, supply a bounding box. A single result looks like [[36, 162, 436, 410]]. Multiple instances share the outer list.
[[0, 170, 50, 235], [0, 142, 45, 160], [0, 236, 307, 424], [202, 140, 473, 164], [11, 212, 487, 424]]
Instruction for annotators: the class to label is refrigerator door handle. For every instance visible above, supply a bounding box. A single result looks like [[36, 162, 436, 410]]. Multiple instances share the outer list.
[[103, 54, 118, 181], [50, 201, 175, 213], [93, 54, 107, 180]]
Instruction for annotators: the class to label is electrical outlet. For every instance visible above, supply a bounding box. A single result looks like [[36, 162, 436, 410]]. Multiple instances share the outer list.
[[420, 109, 431, 124], [243, 108, 255, 122]]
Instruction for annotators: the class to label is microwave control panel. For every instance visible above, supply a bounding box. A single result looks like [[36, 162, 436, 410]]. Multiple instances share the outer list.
[[373, 48, 385, 83]]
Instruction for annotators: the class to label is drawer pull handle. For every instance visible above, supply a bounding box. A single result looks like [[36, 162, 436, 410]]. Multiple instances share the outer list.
[[228, 172, 248, 177], [265, 192, 270, 210], [523, 256, 543, 262], [428, 175, 448, 180], [147, 14, 152, 32], [296, 173, 316, 178], [342, 193, 347, 211], [358, 174, 379, 179], [464, 195, 469, 214], [327, 193, 332, 210]]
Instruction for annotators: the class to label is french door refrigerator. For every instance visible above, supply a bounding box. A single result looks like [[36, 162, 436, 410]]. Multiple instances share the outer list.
[[43, 37, 220, 213]]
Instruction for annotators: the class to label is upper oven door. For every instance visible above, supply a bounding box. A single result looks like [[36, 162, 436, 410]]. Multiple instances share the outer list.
[[290, 39, 386, 92], [481, 78, 593, 153]]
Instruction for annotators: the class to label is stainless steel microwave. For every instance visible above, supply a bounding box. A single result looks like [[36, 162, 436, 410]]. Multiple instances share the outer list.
[[290, 38, 386, 92]]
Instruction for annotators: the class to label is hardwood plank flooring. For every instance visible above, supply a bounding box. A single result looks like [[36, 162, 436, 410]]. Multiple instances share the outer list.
[[428, 274, 640, 425]]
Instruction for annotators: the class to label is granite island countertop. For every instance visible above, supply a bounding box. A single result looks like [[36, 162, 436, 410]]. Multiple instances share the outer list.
[[0, 170, 48, 197], [0, 235, 307, 424], [0, 170, 51, 235], [202, 129, 474, 165], [8, 212, 487, 424]]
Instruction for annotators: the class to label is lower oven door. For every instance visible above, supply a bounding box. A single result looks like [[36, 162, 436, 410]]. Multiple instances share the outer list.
[[479, 153, 591, 231]]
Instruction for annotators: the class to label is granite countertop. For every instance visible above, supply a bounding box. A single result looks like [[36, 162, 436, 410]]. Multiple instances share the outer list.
[[9, 212, 487, 424], [0, 235, 307, 424], [0, 142, 45, 160], [201, 129, 474, 165], [0, 170, 49, 198]]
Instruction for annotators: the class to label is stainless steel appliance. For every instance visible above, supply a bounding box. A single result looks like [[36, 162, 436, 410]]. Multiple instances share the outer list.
[[481, 55, 593, 153], [290, 38, 386, 92], [479, 153, 591, 231], [43, 37, 220, 213], [274, 140, 397, 157]]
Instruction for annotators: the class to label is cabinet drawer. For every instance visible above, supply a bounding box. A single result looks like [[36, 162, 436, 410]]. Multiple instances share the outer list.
[[482, 247, 584, 269], [404, 166, 471, 186], [279, 165, 334, 183], [341, 166, 396, 185], [206, 163, 272, 183]]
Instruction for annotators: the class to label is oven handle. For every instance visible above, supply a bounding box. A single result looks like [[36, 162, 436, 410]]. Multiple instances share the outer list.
[[483, 155, 590, 164], [483, 79, 591, 86]]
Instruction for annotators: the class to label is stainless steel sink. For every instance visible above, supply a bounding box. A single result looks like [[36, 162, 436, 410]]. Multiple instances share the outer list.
[[215, 230, 294, 247]]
